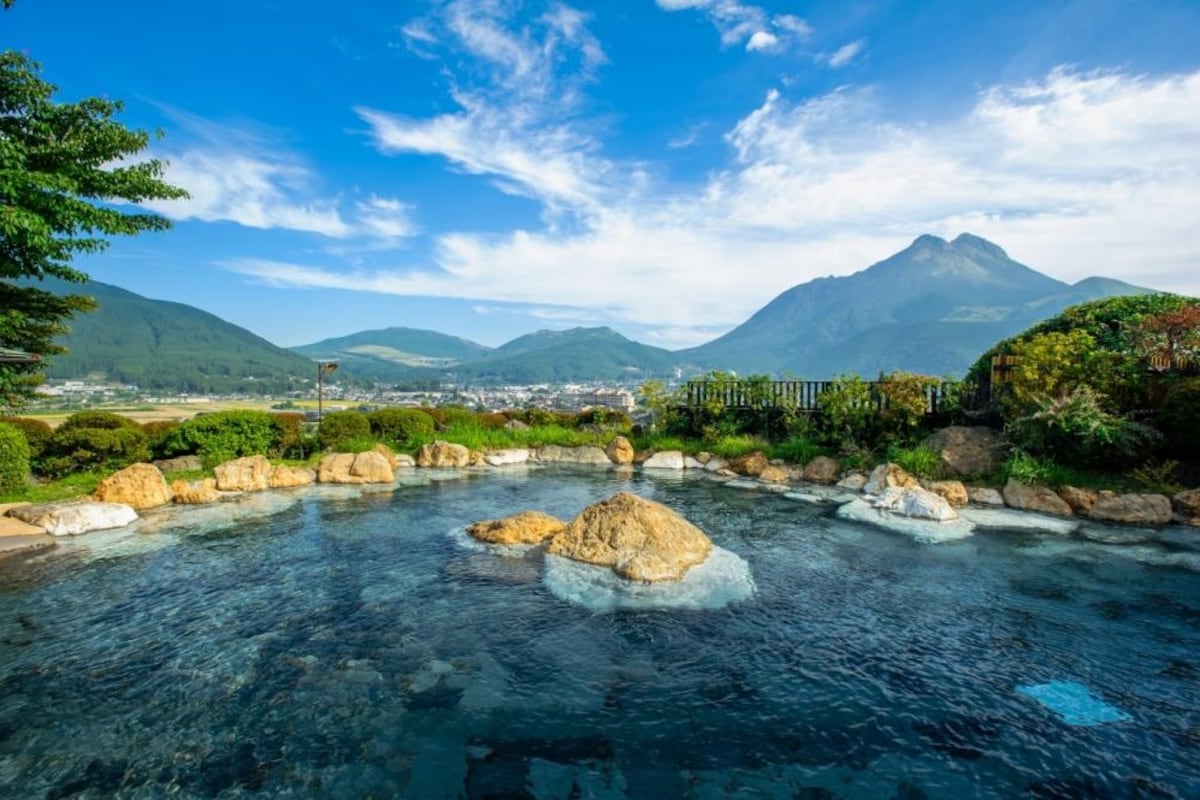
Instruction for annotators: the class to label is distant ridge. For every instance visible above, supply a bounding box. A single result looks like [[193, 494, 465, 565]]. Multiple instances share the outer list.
[[679, 233, 1154, 378]]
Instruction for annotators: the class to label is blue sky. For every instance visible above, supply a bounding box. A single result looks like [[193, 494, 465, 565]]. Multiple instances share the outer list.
[[6, 0, 1200, 348]]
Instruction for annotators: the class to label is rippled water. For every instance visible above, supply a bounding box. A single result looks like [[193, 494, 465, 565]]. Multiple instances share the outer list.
[[1, 468, 1199, 798]]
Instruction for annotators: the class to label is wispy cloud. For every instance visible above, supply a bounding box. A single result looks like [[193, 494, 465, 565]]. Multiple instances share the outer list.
[[826, 38, 865, 68], [655, 0, 812, 53], [144, 112, 417, 242], [231, 67, 1200, 345]]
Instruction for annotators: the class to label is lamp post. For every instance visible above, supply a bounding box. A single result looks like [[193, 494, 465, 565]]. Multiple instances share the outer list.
[[316, 361, 338, 423]]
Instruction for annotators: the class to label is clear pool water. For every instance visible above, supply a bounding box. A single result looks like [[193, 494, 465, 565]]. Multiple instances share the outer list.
[[1, 468, 1199, 798]]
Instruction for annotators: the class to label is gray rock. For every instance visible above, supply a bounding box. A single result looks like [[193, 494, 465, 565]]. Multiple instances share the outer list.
[[921, 426, 1006, 477], [1002, 479, 1073, 517]]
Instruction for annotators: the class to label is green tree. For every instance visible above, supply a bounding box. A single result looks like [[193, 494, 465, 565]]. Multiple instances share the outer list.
[[0, 49, 187, 406]]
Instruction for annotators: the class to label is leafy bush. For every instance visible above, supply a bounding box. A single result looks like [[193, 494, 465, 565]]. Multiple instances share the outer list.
[[368, 408, 436, 446], [0, 422, 31, 495], [771, 435, 823, 465], [1006, 385, 1159, 468], [318, 410, 371, 451], [1004, 330, 1107, 416], [40, 425, 150, 477], [817, 375, 879, 446], [879, 372, 938, 431], [273, 412, 308, 459], [1155, 377, 1200, 461], [140, 420, 180, 459], [57, 410, 138, 433], [1130, 459, 1186, 496], [886, 444, 944, 479], [1001, 450, 1058, 486], [0, 416, 52, 460], [162, 410, 284, 469]]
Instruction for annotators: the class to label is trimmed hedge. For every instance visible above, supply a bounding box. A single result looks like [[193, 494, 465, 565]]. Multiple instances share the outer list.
[[367, 408, 435, 446], [0, 422, 30, 494], [161, 410, 284, 469], [40, 425, 150, 478], [318, 410, 371, 451], [0, 416, 52, 460]]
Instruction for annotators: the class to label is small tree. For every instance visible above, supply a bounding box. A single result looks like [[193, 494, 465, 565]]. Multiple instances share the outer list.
[[0, 48, 187, 406]]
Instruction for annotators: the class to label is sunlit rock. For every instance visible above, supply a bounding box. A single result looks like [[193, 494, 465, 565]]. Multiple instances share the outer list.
[[546, 492, 712, 582], [967, 487, 1005, 506], [92, 463, 172, 510], [483, 448, 529, 466], [467, 510, 566, 545], [926, 480, 968, 509], [214, 455, 273, 492], [544, 545, 754, 612], [758, 464, 790, 483], [875, 486, 959, 521], [921, 425, 1006, 477], [318, 451, 395, 484], [642, 450, 685, 469], [1002, 479, 1073, 517], [863, 463, 920, 496], [170, 478, 221, 505], [6, 500, 138, 536], [1058, 485, 1099, 514], [269, 464, 316, 488], [606, 436, 635, 465], [728, 451, 768, 477], [416, 440, 471, 468]]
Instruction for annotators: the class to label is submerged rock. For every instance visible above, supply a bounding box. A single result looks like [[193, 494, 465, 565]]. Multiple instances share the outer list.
[[836, 498, 975, 543], [6, 500, 138, 536], [467, 510, 566, 545], [546, 492, 712, 582], [92, 463, 172, 510]]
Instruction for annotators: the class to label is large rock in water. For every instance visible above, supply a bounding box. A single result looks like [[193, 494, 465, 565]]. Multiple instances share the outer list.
[[606, 436, 635, 465], [921, 426, 1005, 477], [171, 478, 221, 505], [270, 465, 316, 488], [642, 450, 685, 469], [467, 510, 566, 545], [874, 486, 959, 521], [416, 440, 471, 468], [214, 455, 273, 492], [6, 500, 137, 536], [92, 463, 172, 509], [546, 492, 713, 582], [318, 451, 395, 484], [863, 463, 920, 495]]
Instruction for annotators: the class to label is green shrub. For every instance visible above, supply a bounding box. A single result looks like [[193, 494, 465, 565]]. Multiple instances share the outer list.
[[1006, 385, 1159, 468], [40, 425, 150, 477], [140, 420, 180, 459], [0, 416, 52, 460], [771, 435, 823, 465], [318, 410, 371, 451], [368, 408, 436, 446], [57, 410, 138, 433], [162, 410, 284, 469], [273, 412, 308, 459], [817, 375, 880, 446], [1001, 450, 1058, 486], [0, 422, 31, 495], [886, 444, 944, 479], [1155, 377, 1200, 461]]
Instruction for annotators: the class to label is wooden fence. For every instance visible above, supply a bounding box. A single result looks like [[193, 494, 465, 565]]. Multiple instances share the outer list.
[[684, 379, 986, 417]]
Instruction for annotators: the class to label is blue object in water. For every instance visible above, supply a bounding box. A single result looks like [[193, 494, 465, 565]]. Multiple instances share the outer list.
[[1016, 680, 1131, 726]]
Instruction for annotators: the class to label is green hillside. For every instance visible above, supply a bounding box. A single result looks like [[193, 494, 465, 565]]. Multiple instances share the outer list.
[[38, 278, 316, 393]]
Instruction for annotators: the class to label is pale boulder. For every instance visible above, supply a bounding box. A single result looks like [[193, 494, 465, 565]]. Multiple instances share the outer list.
[[416, 440, 471, 468], [546, 492, 713, 583], [171, 479, 221, 505], [606, 436, 635, 465], [317, 451, 395, 484], [642, 450, 685, 470], [703, 456, 729, 473], [1086, 493, 1173, 526], [483, 448, 530, 466], [270, 465, 316, 488], [758, 465, 790, 484], [469, 450, 487, 467], [926, 480, 969, 509], [92, 463, 172, 510], [467, 510, 566, 545], [372, 443, 400, 469], [1001, 479, 1073, 517], [533, 445, 612, 465], [874, 486, 960, 522], [394, 454, 416, 469], [1058, 485, 1099, 514], [967, 487, 1005, 506], [863, 463, 920, 496], [6, 500, 137, 536], [802, 456, 841, 485], [214, 455, 273, 492], [836, 471, 868, 492]]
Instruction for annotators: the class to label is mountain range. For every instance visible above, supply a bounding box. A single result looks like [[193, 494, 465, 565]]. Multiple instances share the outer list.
[[35, 233, 1158, 390]]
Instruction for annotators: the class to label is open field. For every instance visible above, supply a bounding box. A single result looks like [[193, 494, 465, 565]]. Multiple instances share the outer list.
[[16, 399, 322, 428]]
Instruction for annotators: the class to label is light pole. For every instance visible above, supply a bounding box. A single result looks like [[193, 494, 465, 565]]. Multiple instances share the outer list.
[[316, 361, 338, 423]]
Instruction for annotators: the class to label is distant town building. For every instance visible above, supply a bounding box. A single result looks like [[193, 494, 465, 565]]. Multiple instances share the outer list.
[[557, 388, 636, 412]]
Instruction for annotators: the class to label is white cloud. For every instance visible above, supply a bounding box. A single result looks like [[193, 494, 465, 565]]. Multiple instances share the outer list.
[[656, 0, 812, 53], [236, 67, 1200, 346], [827, 38, 865, 68]]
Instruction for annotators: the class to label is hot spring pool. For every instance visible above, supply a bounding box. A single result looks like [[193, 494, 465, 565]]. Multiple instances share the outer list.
[[1, 468, 1198, 798]]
